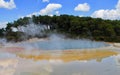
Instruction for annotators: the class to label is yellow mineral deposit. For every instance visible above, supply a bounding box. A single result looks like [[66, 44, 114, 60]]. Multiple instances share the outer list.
[[17, 50, 118, 62]]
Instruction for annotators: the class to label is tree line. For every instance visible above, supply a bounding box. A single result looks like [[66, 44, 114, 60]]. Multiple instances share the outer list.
[[1, 14, 120, 42]]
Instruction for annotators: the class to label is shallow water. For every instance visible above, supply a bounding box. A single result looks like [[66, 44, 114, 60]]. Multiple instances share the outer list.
[[0, 49, 120, 75], [16, 51, 120, 75], [18, 39, 109, 50]]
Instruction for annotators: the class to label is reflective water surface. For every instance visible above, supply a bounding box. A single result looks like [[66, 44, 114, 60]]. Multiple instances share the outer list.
[[0, 49, 120, 75], [17, 39, 109, 50]]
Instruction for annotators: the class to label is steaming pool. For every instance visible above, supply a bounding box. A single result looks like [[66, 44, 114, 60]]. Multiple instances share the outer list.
[[18, 39, 109, 50], [0, 39, 120, 75]]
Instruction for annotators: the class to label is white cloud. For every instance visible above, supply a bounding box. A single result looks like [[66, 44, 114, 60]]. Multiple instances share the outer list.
[[21, 3, 62, 18], [91, 0, 120, 20], [40, 3, 62, 15], [116, 0, 120, 10], [74, 3, 90, 12], [0, 0, 16, 9], [0, 22, 7, 28], [42, 0, 49, 3]]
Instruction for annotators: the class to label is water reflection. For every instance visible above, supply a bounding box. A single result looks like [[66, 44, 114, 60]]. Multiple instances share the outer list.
[[17, 50, 118, 62], [0, 53, 18, 75], [15, 51, 120, 75], [0, 50, 120, 75], [115, 55, 120, 66]]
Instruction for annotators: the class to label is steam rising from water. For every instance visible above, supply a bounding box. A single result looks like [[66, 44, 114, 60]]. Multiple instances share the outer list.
[[17, 23, 49, 37], [11, 19, 50, 41], [16, 34, 109, 50], [0, 20, 109, 50]]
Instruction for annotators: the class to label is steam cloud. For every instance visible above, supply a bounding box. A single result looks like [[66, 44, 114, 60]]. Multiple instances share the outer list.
[[16, 34, 109, 50], [17, 23, 49, 37]]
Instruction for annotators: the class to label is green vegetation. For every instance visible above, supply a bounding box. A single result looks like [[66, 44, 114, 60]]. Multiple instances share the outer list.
[[1, 14, 120, 42]]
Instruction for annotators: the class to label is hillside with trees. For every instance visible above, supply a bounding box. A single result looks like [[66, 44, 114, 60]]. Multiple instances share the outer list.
[[1, 14, 120, 42]]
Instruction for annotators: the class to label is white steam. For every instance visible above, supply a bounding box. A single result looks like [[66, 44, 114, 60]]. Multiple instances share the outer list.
[[16, 34, 109, 50], [17, 23, 49, 37]]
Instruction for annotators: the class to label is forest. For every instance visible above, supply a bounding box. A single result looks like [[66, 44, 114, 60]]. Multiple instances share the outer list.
[[1, 14, 120, 42]]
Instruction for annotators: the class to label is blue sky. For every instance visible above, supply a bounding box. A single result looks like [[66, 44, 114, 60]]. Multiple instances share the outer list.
[[0, 0, 119, 28]]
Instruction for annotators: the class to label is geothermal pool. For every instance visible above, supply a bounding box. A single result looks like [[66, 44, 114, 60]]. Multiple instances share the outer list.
[[18, 39, 109, 50], [0, 39, 120, 75]]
